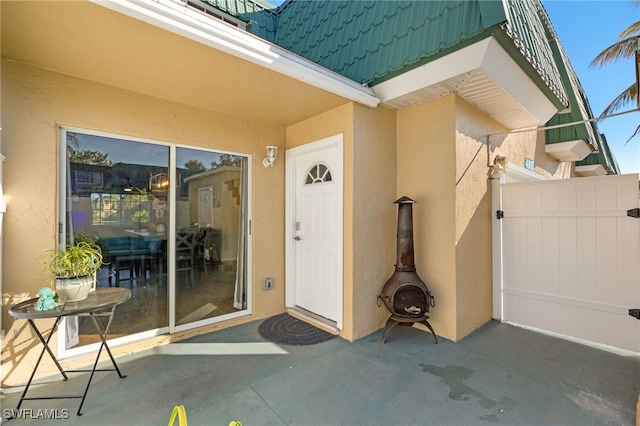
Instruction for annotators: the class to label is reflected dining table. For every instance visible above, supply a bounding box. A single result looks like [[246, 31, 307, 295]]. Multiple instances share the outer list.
[[8, 288, 131, 417]]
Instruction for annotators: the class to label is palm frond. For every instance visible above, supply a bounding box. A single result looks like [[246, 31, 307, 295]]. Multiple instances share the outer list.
[[590, 35, 640, 68], [618, 21, 640, 39], [600, 82, 637, 116], [624, 124, 640, 146]]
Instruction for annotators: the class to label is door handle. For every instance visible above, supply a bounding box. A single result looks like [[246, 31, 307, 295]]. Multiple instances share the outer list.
[[294, 236, 302, 241]]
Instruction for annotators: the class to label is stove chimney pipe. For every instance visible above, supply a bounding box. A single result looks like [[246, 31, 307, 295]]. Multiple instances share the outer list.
[[394, 196, 416, 271]]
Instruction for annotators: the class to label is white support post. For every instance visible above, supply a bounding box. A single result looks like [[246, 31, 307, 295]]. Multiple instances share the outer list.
[[491, 172, 504, 321]]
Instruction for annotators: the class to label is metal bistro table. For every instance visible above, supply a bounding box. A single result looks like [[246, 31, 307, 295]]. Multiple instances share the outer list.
[[8, 287, 131, 416]]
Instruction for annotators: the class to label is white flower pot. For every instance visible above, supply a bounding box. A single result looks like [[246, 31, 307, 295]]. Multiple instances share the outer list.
[[55, 276, 92, 302]]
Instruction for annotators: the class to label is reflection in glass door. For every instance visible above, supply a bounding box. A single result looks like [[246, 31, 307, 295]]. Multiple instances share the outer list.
[[60, 128, 250, 351], [174, 148, 248, 327]]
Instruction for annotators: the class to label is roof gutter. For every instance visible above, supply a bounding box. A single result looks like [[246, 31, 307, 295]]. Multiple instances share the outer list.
[[92, 0, 380, 108]]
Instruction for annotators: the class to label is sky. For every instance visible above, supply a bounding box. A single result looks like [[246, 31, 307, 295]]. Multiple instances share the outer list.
[[543, 0, 639, 174], [74, 133, 225, 169]]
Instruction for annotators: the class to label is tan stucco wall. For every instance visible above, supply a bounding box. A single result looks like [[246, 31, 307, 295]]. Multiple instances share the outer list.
[[397, 96, 457, 341], [285, 103, 397, 341], [454, 97, 497, 338], [351, 104, 397, 340], [486, 124, 572, 180], [0, 59, 286, 385]]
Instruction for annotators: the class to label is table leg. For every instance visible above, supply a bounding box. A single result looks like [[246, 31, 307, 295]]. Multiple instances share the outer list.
[[28, 318, 68, 378], [12, 318, 67, 416], [91, 312, 126, 377], [72, 306, 126, 416]]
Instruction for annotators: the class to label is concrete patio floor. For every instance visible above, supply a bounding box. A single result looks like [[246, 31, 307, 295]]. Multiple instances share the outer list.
[[1, 318, 638, 425]]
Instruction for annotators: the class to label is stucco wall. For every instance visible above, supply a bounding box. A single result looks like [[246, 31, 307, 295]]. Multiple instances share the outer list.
[[351, 104, 397, 340], [454, 97, 496, 338], [0, 59, 285, 385], [397, 96, 457, 341], [485, 123, 572, 180]]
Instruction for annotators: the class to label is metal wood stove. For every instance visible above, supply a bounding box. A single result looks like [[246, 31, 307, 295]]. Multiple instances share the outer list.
[[378, 196, 437, 344]]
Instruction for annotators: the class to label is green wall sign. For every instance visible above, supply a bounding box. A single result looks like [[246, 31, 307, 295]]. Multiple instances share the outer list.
[[524, 157, 535, 171]]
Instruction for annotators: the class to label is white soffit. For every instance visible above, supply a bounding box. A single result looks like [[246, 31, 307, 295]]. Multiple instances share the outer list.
[[372, 37, 559, 129], [93, 0, 379, 108], [575, 164, 608, 177], [545, 139, 593, 162]]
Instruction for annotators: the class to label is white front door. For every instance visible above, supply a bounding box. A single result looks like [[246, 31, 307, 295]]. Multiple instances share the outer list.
[[198, 186, 214, 227], [286, 135, 343, 327]]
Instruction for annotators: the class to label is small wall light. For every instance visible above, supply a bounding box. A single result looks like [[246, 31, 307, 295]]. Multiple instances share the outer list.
[[263, 146, 278, 168], [493, 156, 508, 173]]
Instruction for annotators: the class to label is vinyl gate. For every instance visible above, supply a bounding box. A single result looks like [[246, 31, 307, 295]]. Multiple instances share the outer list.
[[496, 174, 640, 353]]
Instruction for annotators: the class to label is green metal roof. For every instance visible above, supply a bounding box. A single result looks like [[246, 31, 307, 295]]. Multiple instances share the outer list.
[[196, 0, 616, 173], [273, 1, 503, 85], [543, 11, 598, 150], [499, 0, 568, 108], [200, 0, 568, 108], [273, 0, 568, 109], [200, 0, 279, 40]]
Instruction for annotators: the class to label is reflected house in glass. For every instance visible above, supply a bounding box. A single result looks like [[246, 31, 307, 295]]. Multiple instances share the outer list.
[[69, 161, 162, 234], [183, 166, 240, 270]]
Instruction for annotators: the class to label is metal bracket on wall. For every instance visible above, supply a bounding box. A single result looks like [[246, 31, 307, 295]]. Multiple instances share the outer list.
[[627, 208, 640, 218]]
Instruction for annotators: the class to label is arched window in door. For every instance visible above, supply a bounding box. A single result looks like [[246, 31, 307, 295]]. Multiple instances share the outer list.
[[305, 163, 333, 185]]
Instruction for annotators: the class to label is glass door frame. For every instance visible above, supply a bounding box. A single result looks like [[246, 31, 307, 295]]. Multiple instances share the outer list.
[[57, 126, 253, 358]]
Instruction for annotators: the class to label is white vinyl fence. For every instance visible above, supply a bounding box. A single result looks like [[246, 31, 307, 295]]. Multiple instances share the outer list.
[[496, 174, 639, 353]]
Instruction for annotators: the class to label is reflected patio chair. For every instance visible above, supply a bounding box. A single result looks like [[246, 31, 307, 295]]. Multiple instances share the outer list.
[[198, 227, 221, 276], [176, 231, 196, 286]]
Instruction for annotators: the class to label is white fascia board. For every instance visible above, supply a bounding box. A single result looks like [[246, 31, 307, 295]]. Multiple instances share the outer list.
[[481, 38, 558, 123], [92, 0, 379, 108], [373, 37, 558, 124], [373, 38, 492, 101], [575, 164, 608, 177], [545, 139, 593, 162]]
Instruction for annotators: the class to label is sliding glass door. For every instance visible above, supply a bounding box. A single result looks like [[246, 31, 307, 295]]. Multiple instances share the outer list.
[[59, 128, 250, 352], [173, 147, 249, 328]]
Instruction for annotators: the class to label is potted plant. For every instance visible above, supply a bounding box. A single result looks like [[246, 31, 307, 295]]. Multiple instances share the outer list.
[[43, 241, 104, 302]]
